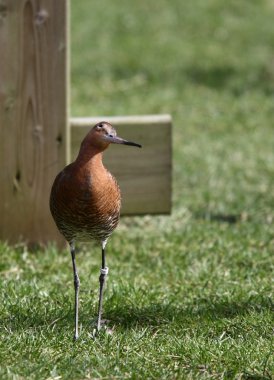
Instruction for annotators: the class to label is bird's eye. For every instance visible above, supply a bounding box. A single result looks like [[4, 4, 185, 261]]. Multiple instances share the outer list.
[[109, 134, 113, 138], [95, 123, 104, 131]]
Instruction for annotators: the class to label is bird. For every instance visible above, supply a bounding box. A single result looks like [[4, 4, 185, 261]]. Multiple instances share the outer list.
[[50, 121, 141, 339]]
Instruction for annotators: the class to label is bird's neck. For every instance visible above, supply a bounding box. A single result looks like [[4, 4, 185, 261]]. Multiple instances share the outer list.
[[75, 145, 106, 172]]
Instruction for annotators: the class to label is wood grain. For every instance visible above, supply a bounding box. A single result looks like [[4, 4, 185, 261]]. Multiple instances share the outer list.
[[70, 115, 172, 215], [0, 2, 171, 244], [0, 0, 69, 244]]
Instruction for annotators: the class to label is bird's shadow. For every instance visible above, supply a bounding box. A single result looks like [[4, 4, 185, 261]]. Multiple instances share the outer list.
[[2, 295, 271, 335], [105, 296, 272, 330]]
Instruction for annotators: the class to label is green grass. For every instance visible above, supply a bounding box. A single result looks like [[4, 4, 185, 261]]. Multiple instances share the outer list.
[[1, 0, 274, 378]]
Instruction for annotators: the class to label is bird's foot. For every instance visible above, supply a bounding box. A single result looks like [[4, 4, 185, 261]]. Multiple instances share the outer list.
[[91, 319, 114, 337]]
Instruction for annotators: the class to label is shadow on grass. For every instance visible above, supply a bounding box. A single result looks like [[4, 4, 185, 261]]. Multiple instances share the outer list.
[[2, 295, 272, 333], [185, 64, 274, 95], [0, 305, 73, 334], [105, 296, 272, 329], [186, 65, 236, 90], [194, 211, 242, 224]]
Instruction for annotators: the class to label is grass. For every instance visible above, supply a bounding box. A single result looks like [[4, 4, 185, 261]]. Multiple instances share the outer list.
[[1, 0, 274, 378]]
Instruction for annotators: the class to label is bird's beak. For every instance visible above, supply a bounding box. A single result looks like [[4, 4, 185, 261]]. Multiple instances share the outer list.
[[106, 135, 142, 148]]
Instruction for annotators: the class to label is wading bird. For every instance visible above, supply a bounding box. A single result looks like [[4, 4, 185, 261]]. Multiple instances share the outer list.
[[50, 122, 141, 339]]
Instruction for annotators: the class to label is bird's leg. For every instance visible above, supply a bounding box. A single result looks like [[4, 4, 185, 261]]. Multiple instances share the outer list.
[[97, 240, 108, 331], [70, 241, 80, 340]]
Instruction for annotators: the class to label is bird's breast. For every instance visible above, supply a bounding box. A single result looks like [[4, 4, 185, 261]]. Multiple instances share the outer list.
[[50, 162, 121, 242]]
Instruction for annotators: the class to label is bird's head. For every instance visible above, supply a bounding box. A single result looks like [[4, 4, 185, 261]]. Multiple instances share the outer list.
[[86, 121, 142, 151]]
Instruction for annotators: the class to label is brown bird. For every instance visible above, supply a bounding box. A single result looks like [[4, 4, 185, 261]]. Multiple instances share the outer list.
[[50, 122, 141, 339]]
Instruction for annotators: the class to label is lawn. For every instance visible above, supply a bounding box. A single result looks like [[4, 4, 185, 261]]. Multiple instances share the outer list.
[[1, 0, 274, 379]]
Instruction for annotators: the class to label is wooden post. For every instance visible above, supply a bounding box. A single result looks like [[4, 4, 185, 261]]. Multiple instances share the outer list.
[[0, 1, 172, 244], [0, 0, 69, 244]]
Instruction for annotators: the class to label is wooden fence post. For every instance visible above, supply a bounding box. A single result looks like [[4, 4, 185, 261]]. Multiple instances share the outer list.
[[0, 1, 172, 245], [0, 0, 69, 244]]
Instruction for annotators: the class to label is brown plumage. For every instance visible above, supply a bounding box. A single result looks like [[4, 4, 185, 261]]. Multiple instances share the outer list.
[[50, 121, 141, 339]]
